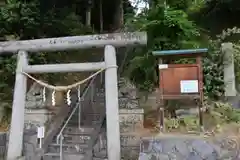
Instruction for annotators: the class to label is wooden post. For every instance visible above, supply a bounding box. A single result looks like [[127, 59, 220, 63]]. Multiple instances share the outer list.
[[197, 56, 204, 131], [158, 58, 164, 132], [104, 45, 120, 160], [7, 51, 28, 160]]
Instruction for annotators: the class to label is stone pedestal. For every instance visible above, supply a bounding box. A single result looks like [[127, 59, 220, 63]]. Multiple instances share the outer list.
[[222, 43, 237, 97], [25, 109, 53, 126], [24, 82, 54, 126]]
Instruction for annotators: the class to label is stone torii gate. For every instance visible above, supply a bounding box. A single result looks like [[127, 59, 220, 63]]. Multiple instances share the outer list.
[[0, 32, 147, 160]]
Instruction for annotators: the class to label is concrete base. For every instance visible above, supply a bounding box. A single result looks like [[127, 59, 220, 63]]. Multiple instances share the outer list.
[[221, 96, 240, 109]]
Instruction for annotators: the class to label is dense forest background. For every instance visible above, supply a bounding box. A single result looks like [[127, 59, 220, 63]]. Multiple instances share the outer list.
[[1, 0, 240, 121]]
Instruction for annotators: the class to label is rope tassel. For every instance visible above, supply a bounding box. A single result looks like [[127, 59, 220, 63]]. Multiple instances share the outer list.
[[52, 90, 56, 106], [42, 87, 46, 102], [67, 90, 71, 106], [77, 86, 81, 102]]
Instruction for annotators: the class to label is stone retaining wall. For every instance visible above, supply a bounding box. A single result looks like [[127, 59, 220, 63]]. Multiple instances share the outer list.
[[0, 132, 7, 160], [118, 78, 145, 159], [119, 108, 144, 159], [119, 109, 144, 132]]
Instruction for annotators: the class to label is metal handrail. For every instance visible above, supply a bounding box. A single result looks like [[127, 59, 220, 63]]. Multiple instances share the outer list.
[[56, 73, 99, 144]]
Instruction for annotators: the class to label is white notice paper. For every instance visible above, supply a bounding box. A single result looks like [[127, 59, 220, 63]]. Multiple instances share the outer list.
[[180, 80, 199, 93], [37, 126, 45, 138]]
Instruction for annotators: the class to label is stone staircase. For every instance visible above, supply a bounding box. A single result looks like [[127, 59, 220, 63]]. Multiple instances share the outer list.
[[43, 81, 107, 160]]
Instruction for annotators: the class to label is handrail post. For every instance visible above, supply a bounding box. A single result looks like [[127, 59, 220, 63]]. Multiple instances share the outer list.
[[60, 135, 63, 160], [104, 45, 121, 160], [100, 72, 103, 85], [78, 99, 81, 129], [91, 83, 94, 105]]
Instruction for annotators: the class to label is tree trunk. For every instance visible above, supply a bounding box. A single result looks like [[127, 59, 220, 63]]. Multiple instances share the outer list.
[[99, 0, 103, 32], [86, 8, 91, 26], [86, 0, 92, 26], [113, 0, 123, 31]]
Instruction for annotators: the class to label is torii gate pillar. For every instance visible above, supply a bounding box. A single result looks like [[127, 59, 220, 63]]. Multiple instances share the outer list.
[[7, 51, 28, 159], [104, 45, 120, 160]]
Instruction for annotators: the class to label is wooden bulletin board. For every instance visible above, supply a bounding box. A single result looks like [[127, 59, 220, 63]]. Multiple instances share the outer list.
[[159, 64, 201, 100]]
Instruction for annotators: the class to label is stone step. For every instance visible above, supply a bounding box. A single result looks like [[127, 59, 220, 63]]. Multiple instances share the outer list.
[[81, 120, 103, 126], [94, 150, 107, 159], [63, 134, 91, 144], [44, 152, 85, 160], [53, 133, 91, 144], [44, 152, 60, 157], [44, 152, 107, 160], [66, 122, 98, 127], [63, 127, 93, 135], [68, 113, 103, 122], [69, 108, 105, 117], [93, 158, 107, 160], [67, 119, 102, 126], [48, 143, 88, 154], [80, 108, 105, 115]]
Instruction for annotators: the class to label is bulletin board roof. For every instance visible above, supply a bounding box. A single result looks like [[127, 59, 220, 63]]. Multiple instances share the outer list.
[[152, 48, 208, 57]]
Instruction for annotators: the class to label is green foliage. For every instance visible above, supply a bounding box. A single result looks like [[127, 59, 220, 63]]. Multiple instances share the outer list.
[[212, 102, 240, 123], [202, 40, 224, 98], [166, 0, 191, 11], [0, 0, 41, 38], [191, 0, 240, 35], [164, 118, 179, 130], [187, 0, 205, 13]]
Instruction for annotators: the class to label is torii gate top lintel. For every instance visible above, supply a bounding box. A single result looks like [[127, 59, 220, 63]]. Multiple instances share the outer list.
[[0, 32, 147, 54]]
